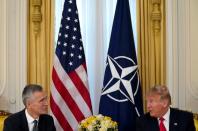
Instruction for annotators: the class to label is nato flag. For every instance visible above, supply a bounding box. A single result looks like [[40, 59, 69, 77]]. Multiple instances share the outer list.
[[99, 0, 143, 130]]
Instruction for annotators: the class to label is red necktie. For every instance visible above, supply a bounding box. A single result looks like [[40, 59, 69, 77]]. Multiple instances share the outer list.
[[159, 117, 166, 131]]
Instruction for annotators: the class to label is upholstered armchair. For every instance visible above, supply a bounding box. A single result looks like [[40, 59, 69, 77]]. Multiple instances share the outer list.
[[194, 113, 198, 131], [0, 110, 11, 131]]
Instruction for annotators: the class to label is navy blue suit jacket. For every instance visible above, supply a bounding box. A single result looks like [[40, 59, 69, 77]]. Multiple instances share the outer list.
[[3, 109, 56, 131], [136, 108, 195, 131]]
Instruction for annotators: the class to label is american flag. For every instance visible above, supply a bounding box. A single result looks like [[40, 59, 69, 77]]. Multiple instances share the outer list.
[[50, 0, 92, 130]]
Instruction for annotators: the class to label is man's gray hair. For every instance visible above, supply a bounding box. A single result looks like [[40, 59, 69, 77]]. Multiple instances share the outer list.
[[22, 84, 43, 106]]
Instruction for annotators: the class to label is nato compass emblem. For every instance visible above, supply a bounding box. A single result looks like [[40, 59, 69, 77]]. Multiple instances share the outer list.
[[101, 55, 141, 115]]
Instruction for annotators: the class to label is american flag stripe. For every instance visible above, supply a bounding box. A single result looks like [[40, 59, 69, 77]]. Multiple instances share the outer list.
[[52, 68, 85, 122], [82, 63, 87, 72], [75, 64, 89, 90], [51, 82, 79, 130], [53, 55, 92, 116], [50, 95, 73, 131], [50, 112, 63, 131], [69, 69, 92, 109]]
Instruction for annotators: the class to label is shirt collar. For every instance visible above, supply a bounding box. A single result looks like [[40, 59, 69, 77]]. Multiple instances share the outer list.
[[25, 109, 39, 124], [158, 108, 170, 122]]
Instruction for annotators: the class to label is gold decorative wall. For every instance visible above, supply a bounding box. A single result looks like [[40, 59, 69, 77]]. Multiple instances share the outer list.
[[27, 0, 166, 111], [137, 0, 166, 110], [27, 0, 54, 92]]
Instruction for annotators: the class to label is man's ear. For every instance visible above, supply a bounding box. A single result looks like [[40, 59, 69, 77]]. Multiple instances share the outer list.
[[26, 99, 32, 108], [162, 99, 169, 107]]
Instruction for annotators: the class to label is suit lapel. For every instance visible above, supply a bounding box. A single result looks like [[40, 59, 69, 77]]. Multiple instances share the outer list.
[[38, 116, 45, 131], [152, 118, 159, 131], [169, 108, 179, 131], [148, 114, 159, 131], [21, 110, 30, 131]]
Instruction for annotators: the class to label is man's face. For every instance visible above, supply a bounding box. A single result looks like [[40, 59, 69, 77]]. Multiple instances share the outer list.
[[27, 91, 48, 116], [146, 94, 168, 118]]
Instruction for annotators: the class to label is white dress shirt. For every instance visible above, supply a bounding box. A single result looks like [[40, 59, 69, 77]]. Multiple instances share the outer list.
[[25, 109, 39, 131], [158, 108, 170, 131]]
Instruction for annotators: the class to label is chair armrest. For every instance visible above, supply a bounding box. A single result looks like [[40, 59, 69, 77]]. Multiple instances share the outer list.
[[194, 113, 198, 131], [0, 110, 11, 131]]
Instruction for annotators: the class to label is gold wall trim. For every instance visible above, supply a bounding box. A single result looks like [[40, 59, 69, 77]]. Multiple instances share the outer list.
[[151, 0, 161, 31], [137, 0, 166, 111], [27, 0, 54, 93], [32, 0, 42, 35]]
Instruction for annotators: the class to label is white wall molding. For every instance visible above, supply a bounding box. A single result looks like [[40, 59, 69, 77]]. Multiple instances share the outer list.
[[166, 0, 198, 112], [0, 0, 7, 97], [166, 0, 179, 108], [0, 0, 27, 112]]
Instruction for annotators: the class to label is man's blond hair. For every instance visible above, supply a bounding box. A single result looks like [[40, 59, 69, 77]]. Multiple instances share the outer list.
[[147, 85, 171, 104]]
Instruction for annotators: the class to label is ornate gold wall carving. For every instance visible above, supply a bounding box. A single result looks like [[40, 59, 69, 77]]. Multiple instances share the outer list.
[[27, 0, 54, 93], [137, 0, 166, 110], [31, 0, 42, 35], [152, 0, 161, 31]]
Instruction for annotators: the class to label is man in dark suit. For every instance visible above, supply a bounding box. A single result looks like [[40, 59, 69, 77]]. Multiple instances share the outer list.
[[136, 85, 195, 131], [3, 84, 56, 131]]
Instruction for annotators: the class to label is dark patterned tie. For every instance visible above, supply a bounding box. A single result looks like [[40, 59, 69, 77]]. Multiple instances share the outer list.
[[32, 120, 38, 131], [159, 117, 166, 131]]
